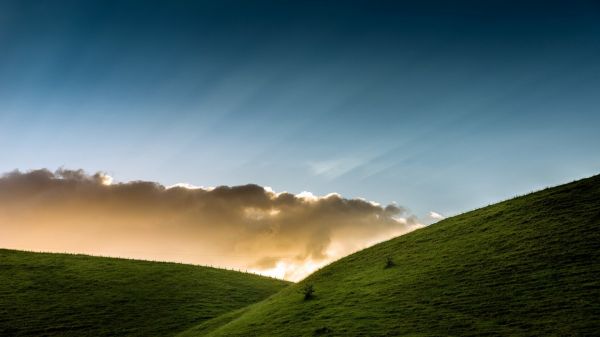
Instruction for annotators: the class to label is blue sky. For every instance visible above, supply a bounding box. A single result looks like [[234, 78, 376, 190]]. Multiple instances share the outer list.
[[1, 0, 599, 218]]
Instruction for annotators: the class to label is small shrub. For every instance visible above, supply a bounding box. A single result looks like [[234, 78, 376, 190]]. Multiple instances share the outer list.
[[385, 256, 395, 269], [301, 284, 315, 300], [314, 326, 332, 335]]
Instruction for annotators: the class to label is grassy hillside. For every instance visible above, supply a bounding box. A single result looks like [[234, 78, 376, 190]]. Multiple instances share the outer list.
[[0, 250, 289, 337], [180, 175, 600, 336]]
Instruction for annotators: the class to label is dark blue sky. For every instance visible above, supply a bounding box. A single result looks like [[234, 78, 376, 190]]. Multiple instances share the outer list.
[[1, 0, 599, 218]]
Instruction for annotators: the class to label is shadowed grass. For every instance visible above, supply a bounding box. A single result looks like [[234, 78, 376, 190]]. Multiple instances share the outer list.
[[0, 250, 289, 336], [181, 174, 600, 336]]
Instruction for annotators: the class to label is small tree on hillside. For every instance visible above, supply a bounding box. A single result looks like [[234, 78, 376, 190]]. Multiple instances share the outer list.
[[385, 256, 395, 269], [301, 284, 315, 300]]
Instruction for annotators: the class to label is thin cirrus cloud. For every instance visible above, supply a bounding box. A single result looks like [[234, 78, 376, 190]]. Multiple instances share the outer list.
[[0, 169, 422, 281]]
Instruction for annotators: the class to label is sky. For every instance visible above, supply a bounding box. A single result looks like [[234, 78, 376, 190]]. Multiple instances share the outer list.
[[1, 1, 599, 279]]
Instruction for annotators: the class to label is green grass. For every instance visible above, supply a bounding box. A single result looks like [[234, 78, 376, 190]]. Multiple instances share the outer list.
[[180, 174, 600, 336], [0, 250, 289, 336]]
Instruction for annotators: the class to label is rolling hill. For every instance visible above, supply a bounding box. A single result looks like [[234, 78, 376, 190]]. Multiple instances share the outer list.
[[179, 174, 600, 336], [0, 250, 289, 337]]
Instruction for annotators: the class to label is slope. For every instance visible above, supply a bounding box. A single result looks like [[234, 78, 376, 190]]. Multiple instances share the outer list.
[[0, 250, 289, 336], [181, 174, 600, 336]]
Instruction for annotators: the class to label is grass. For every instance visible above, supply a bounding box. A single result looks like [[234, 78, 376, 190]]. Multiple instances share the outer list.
[[179, 174, 600, 336], [0, 250, 289, 336]]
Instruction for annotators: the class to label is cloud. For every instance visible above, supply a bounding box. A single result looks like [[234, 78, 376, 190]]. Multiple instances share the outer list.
[[429, 211, 445, 220], [166, 182, 208, 190], [0, 169, 421, 281]]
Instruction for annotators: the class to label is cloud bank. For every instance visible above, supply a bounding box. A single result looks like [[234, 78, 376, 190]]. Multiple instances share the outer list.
[[0, 169, 422, 281]]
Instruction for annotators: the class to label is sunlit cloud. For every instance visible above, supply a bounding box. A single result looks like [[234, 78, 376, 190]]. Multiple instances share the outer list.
[[167, 182, 213, 190], [0, 168, 422, 281], [429, 211, 445, 220], [99, 173, 114, 186]]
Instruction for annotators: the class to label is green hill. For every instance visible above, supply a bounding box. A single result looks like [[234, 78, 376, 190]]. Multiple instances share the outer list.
[[180, 175, 600, 336], [0, 250, 289, 337]]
